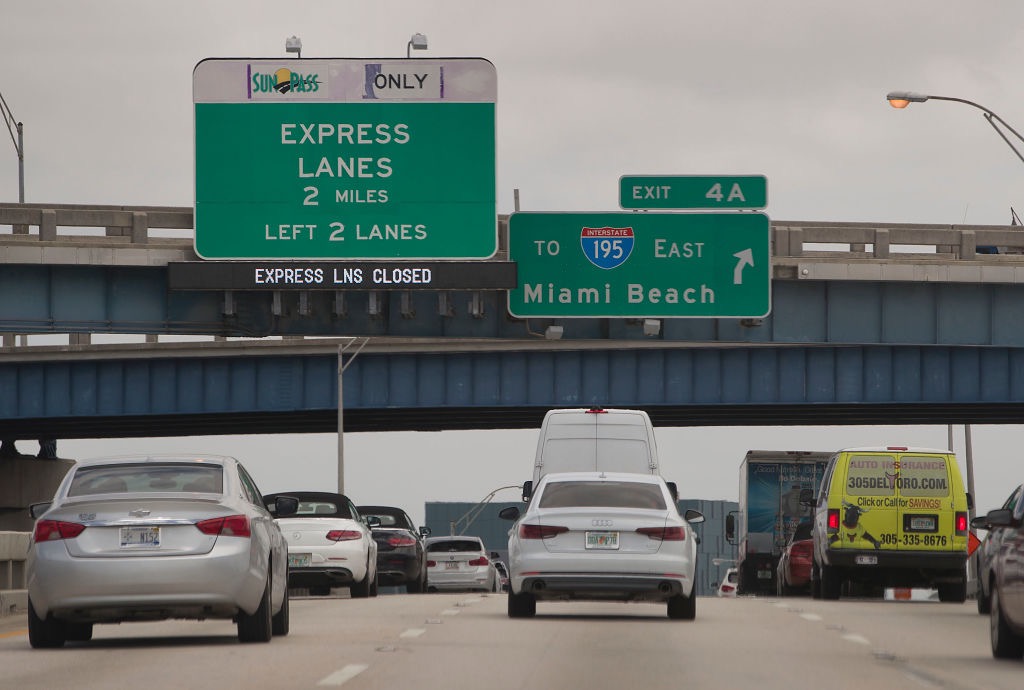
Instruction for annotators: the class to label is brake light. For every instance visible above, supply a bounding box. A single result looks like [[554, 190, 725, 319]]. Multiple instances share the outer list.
[[468, 556, 489, 566], [386, 535, 417, 547], [326, 530, 362, 542], [827, 509, 840, 530], [887, 447, 908, 451], [33, 520, 86, 542], [637, 526, 686, 541], [520, 524, 569, 539], [426, 560, 437, 567], [195, 515, 251, 537], [586, 408, 607, 414], [721, 584, 735, 593], [955, 512, 968, 534], [791, 541, 813, 557]]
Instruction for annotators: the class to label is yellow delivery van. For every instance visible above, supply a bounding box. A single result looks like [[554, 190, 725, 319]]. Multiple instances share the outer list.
[[808, 446, 971, 601]]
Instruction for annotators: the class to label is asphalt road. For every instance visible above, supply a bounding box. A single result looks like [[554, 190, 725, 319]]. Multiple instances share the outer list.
[[0, 592, 1021, 690]]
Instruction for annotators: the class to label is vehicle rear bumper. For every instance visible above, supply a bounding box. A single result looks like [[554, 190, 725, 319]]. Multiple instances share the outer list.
[[375, 553, 420, 584], [518, 574, 686, 601], [28, 538, 264, 621], [288, 567, 355, 588], [824, 549, 967, 570]]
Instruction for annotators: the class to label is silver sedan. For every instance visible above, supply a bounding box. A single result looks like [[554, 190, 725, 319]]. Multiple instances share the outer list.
[[26, 454, 298, 648]]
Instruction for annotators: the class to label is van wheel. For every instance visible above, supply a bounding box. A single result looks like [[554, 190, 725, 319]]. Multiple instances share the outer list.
[[991, 586, 1024, 659], [821, 565, 841, 600], [938, 578, 967, 603]]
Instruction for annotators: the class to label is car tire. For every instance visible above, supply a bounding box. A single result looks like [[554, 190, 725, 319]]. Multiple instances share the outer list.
[[237, 576, 273, 643], [407, 571, 426, 594], [272, 582, 290, 636], [810, 562, 821, 600], [991, 585, 1024, 659], [370, 572, 379, 598], [351, 567, 372, 599], [667, 591, 697, 620], [977, 579, 991, 614], [820, 564, 841, 601], [28, 598, 66, 649], [507, 590, 536, 618], [65, 622, 93, 642]]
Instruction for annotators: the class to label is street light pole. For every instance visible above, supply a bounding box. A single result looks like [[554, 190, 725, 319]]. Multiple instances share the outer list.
[[886, 91, 1024, 165], [337, 338, 369, 495], [0, 91, 24, 202], [407, 33, 428, 58]]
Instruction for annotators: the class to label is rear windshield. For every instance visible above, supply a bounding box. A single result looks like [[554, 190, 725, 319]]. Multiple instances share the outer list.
[[295, 501, 352, 518], [538, 481, 666, 510], [68, 463, 224, 496], [844, 454, 950, 497], [427, 540, 483, 553]]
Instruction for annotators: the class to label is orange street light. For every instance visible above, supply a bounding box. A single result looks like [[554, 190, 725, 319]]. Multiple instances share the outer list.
[[886, 91, 1024, 164]]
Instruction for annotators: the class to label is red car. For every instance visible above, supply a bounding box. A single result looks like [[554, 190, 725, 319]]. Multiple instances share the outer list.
[[776, 522, 814, 596]]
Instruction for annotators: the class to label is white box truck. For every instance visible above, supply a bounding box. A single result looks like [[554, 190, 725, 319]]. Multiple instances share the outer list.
[[725, 450, 832, 595], [522, 408, 670, 501]]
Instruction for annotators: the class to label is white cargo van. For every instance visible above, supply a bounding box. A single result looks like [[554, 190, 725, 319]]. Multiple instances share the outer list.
[[522, 408, 670, 501]]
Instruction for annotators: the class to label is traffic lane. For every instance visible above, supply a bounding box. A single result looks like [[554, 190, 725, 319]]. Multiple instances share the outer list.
[[0, 592, 493, 690], [778, 595, 1021, 690]]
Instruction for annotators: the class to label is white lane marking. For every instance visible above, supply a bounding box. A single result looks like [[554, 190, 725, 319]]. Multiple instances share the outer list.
[[441, 609, 461, 616], [317, 664, 369, 686], [400, 628, 426, 638], [843, 633, 871, 645], [800, 613, 822, 621]]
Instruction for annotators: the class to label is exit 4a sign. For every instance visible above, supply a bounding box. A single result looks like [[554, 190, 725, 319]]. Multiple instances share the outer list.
[[619, 175, 767, 210]]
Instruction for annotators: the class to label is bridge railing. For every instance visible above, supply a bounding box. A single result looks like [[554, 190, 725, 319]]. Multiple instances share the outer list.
[[2, 203, 1023, 261]]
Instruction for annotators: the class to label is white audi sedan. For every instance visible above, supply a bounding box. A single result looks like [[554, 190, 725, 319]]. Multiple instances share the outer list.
[[500, 471, 704, 619], [27, 455, 298, 648]]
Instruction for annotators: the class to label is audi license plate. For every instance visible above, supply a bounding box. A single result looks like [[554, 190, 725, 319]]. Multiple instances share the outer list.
[[288, 553, 310, 568], [586, 531, 619, 550], [855, 555, 878, 565], [120, 526, 160, 548], [445, 561, 460, 570]]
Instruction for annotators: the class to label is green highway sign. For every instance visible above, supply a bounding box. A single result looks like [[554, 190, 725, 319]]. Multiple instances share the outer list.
[[619, 175, 767, 210], [508, 212, 770, 318], [193, 58, 496, 259]]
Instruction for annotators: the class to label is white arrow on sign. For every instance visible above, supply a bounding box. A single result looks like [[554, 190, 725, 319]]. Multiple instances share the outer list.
[[733, 248, 754, 284]]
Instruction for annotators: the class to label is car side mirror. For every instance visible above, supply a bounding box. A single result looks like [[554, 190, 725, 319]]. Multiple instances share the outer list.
[[522, 481, 533, 503], [970, 514, 991, 531], [274, 495, 299, 517], [419, 526, 431, 537], [983, 508, 1017, 529], [684, 509, 705, 524], [29, 502, 52, 520], [498, 506, 520, 521], [966, 493, 974, 510], [725, 512, 737, 543]]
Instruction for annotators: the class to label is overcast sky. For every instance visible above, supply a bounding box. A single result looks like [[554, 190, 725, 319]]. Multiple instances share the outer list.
[[3, 2, 1024, 527]]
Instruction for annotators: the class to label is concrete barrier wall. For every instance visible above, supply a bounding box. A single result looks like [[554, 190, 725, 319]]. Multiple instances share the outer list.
[[0, 531, 30, 616]]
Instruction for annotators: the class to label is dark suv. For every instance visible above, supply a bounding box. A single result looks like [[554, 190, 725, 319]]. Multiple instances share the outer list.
[[972, 484, 1024, 659]]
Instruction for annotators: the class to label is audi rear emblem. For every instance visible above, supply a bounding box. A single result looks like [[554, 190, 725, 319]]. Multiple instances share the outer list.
[[591, 519, 613, 527]]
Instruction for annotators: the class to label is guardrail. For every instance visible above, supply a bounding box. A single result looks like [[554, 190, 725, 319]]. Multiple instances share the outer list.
[[2, 204, 1024, 261]]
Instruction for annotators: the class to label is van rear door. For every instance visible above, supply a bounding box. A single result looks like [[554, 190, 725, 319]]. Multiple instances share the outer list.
[[893, 453, 962, 553], [837, 452, 900, 555]]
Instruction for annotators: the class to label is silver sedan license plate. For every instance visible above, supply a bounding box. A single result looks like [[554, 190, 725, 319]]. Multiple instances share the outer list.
[[586, 531, 619, 550], [120, 526, 160, 548]]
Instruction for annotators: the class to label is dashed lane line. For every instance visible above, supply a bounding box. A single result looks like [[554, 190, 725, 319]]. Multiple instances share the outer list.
[[317, 664, 369, 687]]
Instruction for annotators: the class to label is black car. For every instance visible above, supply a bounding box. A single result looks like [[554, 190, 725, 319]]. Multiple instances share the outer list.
[[357, 505, 431, 593], [972, 483, 1024, 659]]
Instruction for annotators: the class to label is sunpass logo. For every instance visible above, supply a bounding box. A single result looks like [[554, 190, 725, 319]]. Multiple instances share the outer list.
[[251, 67, 320, 96]]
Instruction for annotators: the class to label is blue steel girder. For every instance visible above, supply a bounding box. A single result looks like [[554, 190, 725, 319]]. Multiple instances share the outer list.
[[2, 345, 1024, 440], [5, 263, 1024, 345]]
